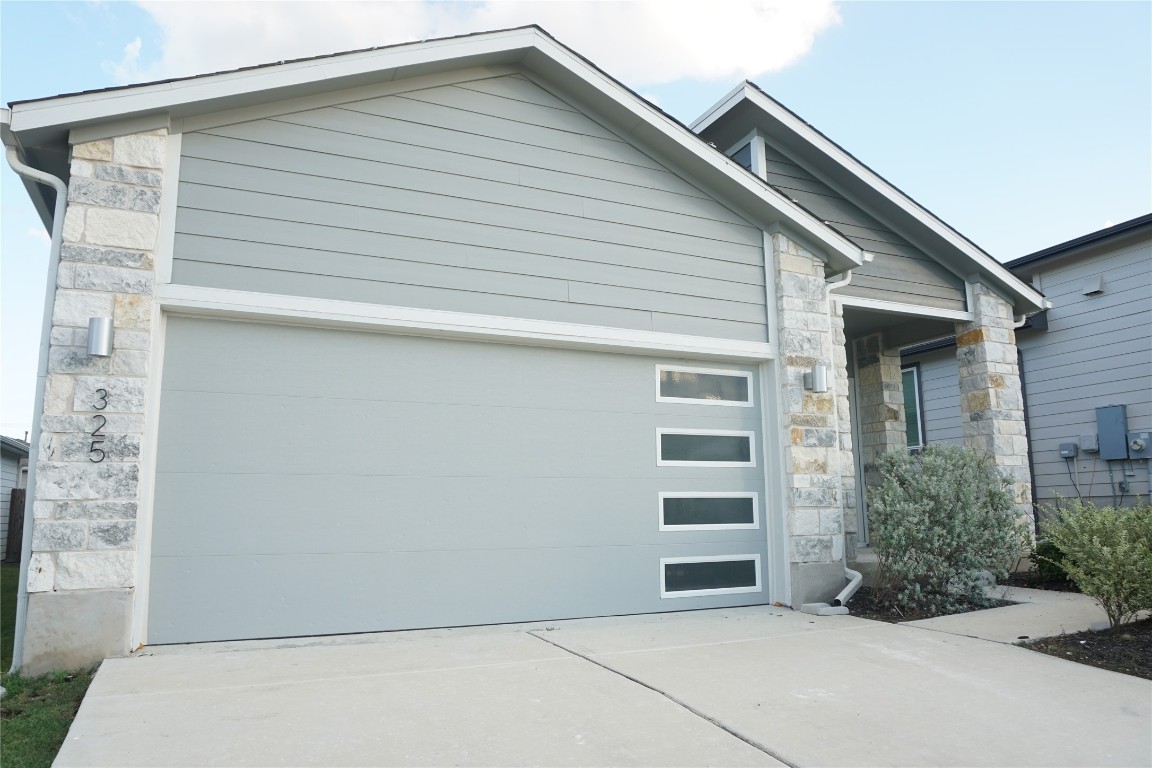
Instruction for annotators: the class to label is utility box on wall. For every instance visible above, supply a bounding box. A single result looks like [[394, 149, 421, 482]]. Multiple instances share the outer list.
[[1096, 405, 1129, 460]]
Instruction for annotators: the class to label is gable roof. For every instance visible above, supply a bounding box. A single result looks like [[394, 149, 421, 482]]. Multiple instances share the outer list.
[[2, 25, 862, 273], [692, 81, 1047, 315]]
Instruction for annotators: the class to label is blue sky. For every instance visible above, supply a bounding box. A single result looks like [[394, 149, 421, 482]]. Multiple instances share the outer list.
[[1, 1, 1150, 438]]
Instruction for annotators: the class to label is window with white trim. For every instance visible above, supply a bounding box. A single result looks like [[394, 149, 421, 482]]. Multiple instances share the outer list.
[[658, 492, 759, 531], [660, 555, 761, 598], [657, 366, 753, 407], [656, 429, 756, 467]]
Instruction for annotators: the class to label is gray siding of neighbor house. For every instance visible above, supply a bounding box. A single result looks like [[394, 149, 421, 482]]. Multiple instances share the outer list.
[[905, 233, 1151, 511], [173, 73, 768, 342], [149, 317, 770, 644], [758, 143, 967, 311], [1, 451, 20, 556], [1017, 236, 1152, 510]]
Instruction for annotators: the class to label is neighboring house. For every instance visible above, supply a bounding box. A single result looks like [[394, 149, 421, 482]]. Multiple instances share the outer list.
[[1, 26, 1045, 674], [1, 435, 30, 562], [902, 214, 1152, 527]]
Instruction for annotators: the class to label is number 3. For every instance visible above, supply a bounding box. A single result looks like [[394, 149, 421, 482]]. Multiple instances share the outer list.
[[94, 388, 108, 411]]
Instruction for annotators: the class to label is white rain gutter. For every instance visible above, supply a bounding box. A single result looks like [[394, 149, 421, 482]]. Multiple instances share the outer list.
[[826, 270, 853, 291], [3, 110, 68, 672]]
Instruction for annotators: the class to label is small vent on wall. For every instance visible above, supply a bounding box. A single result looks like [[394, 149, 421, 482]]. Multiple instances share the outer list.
[[1082, 275, 1104, 295]]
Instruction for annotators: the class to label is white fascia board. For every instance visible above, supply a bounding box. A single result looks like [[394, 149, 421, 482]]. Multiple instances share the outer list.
[[688, 82, 749, 134], [157, 284, 777, 362], [737, 86, 1045, 312], [523, 42, 861, 272], [7, 28, 537, 135], [833, 294, 974, 322]]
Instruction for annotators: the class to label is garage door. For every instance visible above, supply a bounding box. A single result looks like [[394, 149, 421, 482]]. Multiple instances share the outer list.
[[148, 317, 771, 643]]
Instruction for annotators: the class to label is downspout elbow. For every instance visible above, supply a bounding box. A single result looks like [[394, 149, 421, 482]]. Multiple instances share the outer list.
[[831, 567, 864, 607], [826, 269, 853, 291], [3, 130, 69, 674]]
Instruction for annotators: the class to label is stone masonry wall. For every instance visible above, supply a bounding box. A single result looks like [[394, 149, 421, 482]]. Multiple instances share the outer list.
[[772, 234, 845, 569], [26, 131, 165, 608], [852, 332, 906, 501], [830, 304, 857, 559], [955, 281, 1032, 519]]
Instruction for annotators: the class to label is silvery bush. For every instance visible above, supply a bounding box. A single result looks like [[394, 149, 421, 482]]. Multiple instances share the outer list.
[[869, 444, 1032, 615]]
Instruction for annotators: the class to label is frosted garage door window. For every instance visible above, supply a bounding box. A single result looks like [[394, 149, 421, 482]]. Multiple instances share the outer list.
[[659, 493, 758, 530], [658, 367, 752, 406], [657, 430, 756, 466], [661, 556, 761, 598]]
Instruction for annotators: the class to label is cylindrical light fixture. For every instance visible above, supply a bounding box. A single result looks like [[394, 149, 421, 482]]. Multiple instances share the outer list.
[[803, 363, 829, 393], [87, 317, 114, 357]]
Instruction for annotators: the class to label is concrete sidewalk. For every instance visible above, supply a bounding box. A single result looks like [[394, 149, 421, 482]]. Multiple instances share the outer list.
[[54, 602, 1151, 767]]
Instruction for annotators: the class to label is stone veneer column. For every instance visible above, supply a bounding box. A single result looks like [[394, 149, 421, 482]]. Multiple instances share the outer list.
[[852, 332, 906, 497], [830, 304, 858, 559], [772, 234, 850, 606], [955, 281, 1032, 519], [21, 130, 165, 674]]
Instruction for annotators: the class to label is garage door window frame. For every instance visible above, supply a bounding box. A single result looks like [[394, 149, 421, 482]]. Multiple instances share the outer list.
[[660, 554, 763, 598], [656, 428, 757, 467], [658, 492, 760, 531], [655, 365, 755, 407]]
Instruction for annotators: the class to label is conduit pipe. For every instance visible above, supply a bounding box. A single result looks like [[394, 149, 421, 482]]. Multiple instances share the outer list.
[[3, 128, 69, 673]]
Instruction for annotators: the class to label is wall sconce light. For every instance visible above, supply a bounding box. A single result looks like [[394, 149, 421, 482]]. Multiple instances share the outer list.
[[87, 317, 114, 357], [803, 363, 828, 393]]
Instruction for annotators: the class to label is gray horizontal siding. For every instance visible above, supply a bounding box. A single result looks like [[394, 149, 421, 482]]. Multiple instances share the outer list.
[[908, 350, 964, 446], [175, 74, 767, 341], [1020, 236, 1150, 506], [761, 140, 965, 312]]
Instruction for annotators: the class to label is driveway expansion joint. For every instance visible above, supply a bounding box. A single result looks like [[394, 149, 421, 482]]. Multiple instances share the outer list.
[[527, 629, 799, 768]]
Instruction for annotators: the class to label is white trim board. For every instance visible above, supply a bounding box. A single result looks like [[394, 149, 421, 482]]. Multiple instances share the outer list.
[[832, 294, 974, 322], [156, 284, 777, 361]]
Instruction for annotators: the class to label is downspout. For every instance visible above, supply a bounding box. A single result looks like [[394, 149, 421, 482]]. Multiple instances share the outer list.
[[3, 115, 69, 673], [799, 261, 865, 616]]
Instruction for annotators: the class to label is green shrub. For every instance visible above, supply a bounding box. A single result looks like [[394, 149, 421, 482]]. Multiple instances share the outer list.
[[868, 444, 1032, 615], [1032, 539, 1070, 582], [1039, 499, 1152, 627]]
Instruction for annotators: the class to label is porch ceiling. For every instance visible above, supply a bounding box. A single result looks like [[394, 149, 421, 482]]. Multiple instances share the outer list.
[[841, 306, 955, 357]]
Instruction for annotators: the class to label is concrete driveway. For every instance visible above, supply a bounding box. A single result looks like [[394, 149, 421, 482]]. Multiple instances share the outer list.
[[54, 606, 1151, 767]]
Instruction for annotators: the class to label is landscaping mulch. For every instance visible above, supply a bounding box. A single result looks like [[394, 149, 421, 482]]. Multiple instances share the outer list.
[[1023, 619, 1152, 680], [1001, 570, 1081, 593], [845, 586, 1013, 624]]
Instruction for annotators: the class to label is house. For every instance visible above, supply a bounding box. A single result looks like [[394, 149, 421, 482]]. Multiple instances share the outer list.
[[901, 214, 1151, 531], [1, 435, 30, 562], [2, 26, 1045, 674]]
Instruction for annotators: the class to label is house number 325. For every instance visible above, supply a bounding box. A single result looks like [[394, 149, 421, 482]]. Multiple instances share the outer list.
[[89, 388, 109, 463]]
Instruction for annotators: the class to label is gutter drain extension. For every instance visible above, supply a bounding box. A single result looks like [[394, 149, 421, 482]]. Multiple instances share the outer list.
[[799, 566, 864, 616]]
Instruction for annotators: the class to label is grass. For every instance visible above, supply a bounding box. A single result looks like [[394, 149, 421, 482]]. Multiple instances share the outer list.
[[1, 562, 96, 768]]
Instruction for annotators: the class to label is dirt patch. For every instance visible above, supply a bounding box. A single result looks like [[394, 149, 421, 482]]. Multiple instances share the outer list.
[[1023, 619, 1152, 680]]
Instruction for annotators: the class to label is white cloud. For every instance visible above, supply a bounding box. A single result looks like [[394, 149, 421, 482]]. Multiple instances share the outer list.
[[104, 36, 144, 83], [26, 227, 51, 247], [111, 1, 839, 87]]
